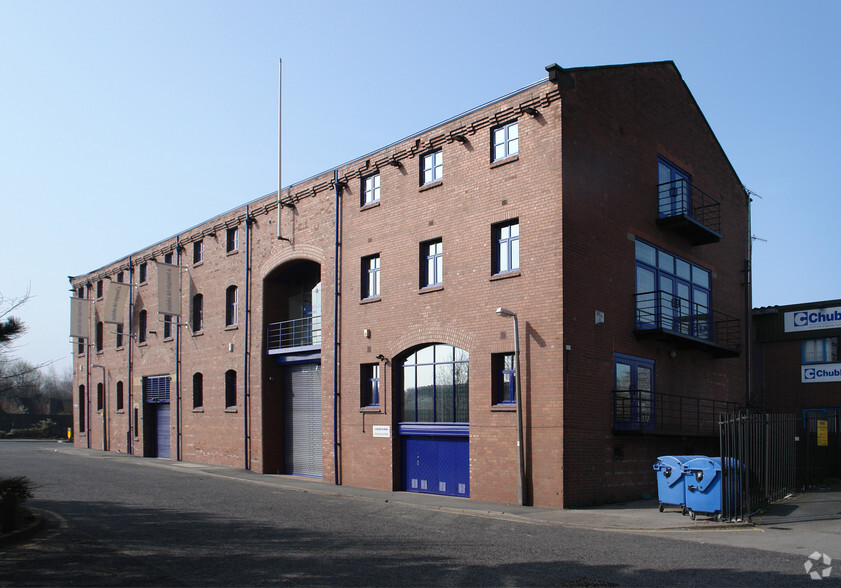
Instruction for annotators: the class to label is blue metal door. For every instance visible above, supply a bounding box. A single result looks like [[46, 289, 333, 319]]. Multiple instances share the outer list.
[[402, 435, 469, 497], [144, 376, 171, 459]]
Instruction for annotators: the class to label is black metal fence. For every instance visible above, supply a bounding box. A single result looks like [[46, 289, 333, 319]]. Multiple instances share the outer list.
[[719, 410, 841, 522], [613, 390, 736, 436]]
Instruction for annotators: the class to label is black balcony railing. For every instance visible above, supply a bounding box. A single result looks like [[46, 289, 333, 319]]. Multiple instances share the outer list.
[[266, 316, 322, 353], [613, 389, 737, 436], [634, 290, 740, 357], [657, 179, 721, 244]]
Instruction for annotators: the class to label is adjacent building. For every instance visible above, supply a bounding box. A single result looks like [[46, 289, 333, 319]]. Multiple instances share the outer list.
[[70, 61, 751, 508]]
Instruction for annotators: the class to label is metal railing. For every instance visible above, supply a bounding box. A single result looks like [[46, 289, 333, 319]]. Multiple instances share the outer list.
[[266, 316, 322, 352], [657, 179, 721, 235], [613, 389, 737, 436], [635, 290, 741, 352]]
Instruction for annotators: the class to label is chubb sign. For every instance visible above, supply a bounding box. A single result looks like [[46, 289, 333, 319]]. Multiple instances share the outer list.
[[784, 307, 841, 332], [802, 364, 841, 384]]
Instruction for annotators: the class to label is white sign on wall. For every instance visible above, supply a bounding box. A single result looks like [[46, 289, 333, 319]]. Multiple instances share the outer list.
[[785, 307, 841, 332], [372, 425, 391, 438], [801, 364, 841, 383]]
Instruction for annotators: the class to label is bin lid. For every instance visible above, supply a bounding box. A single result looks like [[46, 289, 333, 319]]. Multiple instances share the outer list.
[[682, 457, 720, 492]]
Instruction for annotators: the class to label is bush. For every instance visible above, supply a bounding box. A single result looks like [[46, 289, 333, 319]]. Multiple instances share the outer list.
[[0, 476, 36, 533], [4, 419, 60, 439]]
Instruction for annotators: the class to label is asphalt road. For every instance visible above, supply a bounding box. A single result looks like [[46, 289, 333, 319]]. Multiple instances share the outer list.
[[0, 441, 822, 586]]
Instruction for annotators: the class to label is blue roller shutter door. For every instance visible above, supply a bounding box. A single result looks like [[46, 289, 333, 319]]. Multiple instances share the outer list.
[[403, 434, 469, 497], [144, 376, 171, 459]]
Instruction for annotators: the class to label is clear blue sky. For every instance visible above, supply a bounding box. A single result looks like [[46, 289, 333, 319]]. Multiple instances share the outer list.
[[1, 0, 839, 374]]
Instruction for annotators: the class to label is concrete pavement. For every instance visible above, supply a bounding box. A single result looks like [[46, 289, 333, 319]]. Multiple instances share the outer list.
[[13, 443, 841, 561]]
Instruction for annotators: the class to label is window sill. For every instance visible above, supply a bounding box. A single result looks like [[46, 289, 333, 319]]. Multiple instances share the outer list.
[[116, 409, 125, 414], [419, 285, 444, 295], [224, 324, 239, 331], [137, 342, 148, 347], [360, 406, 381, 413], [361, 200, 381, 211], [192, 408, 204, 413], [163, 337, 174, 342], [224, 407, 238, 413], [419, 180, 443, 192], [490, 155, 519, 169], [116, 346, 125, 352], [226, 249, 239, 257], [491, 404, 517, 412], [490, 270, 521, 282], [192, 330, 204, 337], [361, 296, 381, 305], [193, 260, 204, 267], [95, 350, 104, 355]]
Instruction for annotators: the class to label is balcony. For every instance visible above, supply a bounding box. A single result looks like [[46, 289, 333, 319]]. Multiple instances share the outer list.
[[634, 291, 740, 357], [657, 179, 721, 245], [266, 316, 322, 355], [613, 389, 738, 436]]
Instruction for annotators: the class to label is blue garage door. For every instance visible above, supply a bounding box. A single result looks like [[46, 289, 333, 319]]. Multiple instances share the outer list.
[[402, 431, 469, 497], [144, 376, 171, 459]]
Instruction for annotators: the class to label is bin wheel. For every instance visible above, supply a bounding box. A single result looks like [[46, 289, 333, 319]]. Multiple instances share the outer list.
[[658, 503, 664, 512], [715, 513, 722, 522], [681, 507, 688, 516], [689, 510, 696, 521]]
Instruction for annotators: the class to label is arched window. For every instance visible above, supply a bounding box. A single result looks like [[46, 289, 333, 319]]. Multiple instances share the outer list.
[[225, 286, 238, 327], [78, 385, 86, 433], [192, 294, 203, 333], [400, 344, 468, 423], [193, 372, 203, 409], [225, 370, 237, 409], [116, 381, 124, 411]]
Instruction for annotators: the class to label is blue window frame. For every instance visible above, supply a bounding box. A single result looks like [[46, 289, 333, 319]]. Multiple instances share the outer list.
[[362, 364, 380, 407], [421, 239, 443, 288], [492, 121, 519, 161], [803, 338, 838, 364], [635, 239, 711, 339], [362, 254, 380, 299], [421, 150, 443, 185], [363, 173, 380, 205], [614, 353, 654, 430], [493, 220, 519, 274], [658, 157, 691, 218], [400, 344, 469, 423], [493, 353, 515, 405]]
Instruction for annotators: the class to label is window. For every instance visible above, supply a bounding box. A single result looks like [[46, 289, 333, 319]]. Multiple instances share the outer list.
[[400, 344, 469, 423], [225, 370, 237, 409], [614, 354, 654, 431], [78, 385, 86, 433], [421, 150, 443, 185], [164, 252, 173, 264], [192, 294, 203, 333], [116, 381, 124, 411], [164, 315, 173, 339], [96, 280, 104, 299], [193, 372, 203, 409], [225, 286, 238, 326], [492, 353, 516, 405], [96, 383, 104, 412], [421, 239, 443, 288], [138, 310, 147, 344], [803, 338, 839, 364], [226, 227, 239, 253], [492, 121, 519, 161], [95, 321, 104, 352], [138, 262, 147, 284], [193, 240, 203, 264], [635, 239, 711, 339], [116, 324, 124, 349], [361, 364, 380, 408], [362, 255, 381, 299], [362, 173, 380, 206], [116, 271, 124, 283], [658, 157, 691, 217], [493, 220, 519, 274]]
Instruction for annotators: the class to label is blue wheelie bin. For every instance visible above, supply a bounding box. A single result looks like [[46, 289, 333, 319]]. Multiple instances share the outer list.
[[682, 456, 724, 520], [653, 455, 704, 513]]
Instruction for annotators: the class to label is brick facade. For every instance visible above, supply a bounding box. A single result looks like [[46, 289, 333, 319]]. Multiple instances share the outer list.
[[71, 61, 750, 508]]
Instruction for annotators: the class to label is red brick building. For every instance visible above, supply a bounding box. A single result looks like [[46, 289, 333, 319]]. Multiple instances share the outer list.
[[70, 61, 750, 508]]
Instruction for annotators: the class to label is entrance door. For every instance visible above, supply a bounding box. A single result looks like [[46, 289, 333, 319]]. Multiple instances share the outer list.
[[402, 435, 469, 497], [155, 404, 171, 459], [283, 363, 322, 477], [614, 354, 654, 431], [144, 376, 171, 459]]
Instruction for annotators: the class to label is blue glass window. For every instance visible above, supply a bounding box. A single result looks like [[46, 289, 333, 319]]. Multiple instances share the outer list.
[[422, 150, 443, 185], [422, 239, 443, 288], [362, 364, 380, 407], [614, 354, 654, 430], [401, 344, 469, 423], [493, 220, 519, 274], [493, 353, 516, 405], [658, 157, 691, 217], [492, 121, 519, 161]]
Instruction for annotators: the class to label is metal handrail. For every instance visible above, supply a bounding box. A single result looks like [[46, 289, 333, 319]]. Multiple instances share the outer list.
[[614, 389, 736, 435], [634, 290, 740, 351], [266, 316, 322, 352], [658, 179, 721, 234]]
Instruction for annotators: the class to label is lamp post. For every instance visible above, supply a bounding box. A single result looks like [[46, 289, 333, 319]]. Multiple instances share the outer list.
[[496, 307, 526, 506]]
